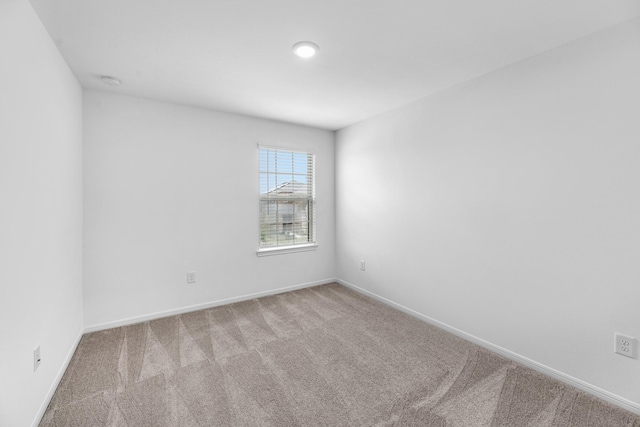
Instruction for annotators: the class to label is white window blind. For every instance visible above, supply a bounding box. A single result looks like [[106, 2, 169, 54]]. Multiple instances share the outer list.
[[259, 146, 315, 250]]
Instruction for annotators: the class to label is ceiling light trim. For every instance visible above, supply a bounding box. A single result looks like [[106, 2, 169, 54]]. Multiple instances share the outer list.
[[100, 75, 121, 86], [292, 41, 319, 58]]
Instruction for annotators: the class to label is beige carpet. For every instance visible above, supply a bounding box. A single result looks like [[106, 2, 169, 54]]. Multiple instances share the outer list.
[[40, 283, 640, 426]]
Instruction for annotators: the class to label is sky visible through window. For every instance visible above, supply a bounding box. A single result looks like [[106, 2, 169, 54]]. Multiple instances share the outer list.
[[259, 149, 309, 194]]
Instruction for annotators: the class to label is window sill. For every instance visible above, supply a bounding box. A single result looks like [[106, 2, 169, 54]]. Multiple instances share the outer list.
[[256, 244, 318, 257]]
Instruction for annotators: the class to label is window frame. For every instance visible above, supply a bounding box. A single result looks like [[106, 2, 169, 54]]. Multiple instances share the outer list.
[[257, 144, 317, 256]]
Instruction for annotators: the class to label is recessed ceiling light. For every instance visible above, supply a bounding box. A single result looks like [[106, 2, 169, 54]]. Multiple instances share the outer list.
[[100, 75, 121, 86], [292, 41, 319, 58]]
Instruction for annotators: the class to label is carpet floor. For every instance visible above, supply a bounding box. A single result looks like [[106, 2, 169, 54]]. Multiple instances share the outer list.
[[40, 283, 640, 426]]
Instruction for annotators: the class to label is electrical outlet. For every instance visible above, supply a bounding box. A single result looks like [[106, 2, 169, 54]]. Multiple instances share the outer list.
[[34, 346, 41, 372], [360, 260, 365, 271], [187, 271, 196, 284], [614, 333, 637, 358]]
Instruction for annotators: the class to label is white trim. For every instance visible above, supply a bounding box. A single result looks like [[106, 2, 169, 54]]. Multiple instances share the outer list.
[[257, 243, 318, 256], [336, 278, 640, 416], [32, 330, 83, 427], [257, 143, 316, 154], [84, 278, 336, 333]]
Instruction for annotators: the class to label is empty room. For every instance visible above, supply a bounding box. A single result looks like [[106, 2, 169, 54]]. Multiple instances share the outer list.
[[2, 0, 640, 425]]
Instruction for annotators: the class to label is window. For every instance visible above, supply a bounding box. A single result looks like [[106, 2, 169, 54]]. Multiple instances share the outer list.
[[258, 146, 316, 254]]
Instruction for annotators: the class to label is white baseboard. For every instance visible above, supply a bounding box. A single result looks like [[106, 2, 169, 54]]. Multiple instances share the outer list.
[[336, 278, 640, 416], [83, 278, 337, 333], [32, 329, 83, 427]]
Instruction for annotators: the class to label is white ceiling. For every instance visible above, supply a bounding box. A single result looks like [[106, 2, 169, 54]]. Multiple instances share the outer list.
[[30, 0, 640, 130]]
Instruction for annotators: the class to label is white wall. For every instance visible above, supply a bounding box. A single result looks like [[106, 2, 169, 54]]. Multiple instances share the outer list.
[[0, 1, 83, 426], [83, 91, 335, 327], [336, 18, 640, 407]]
